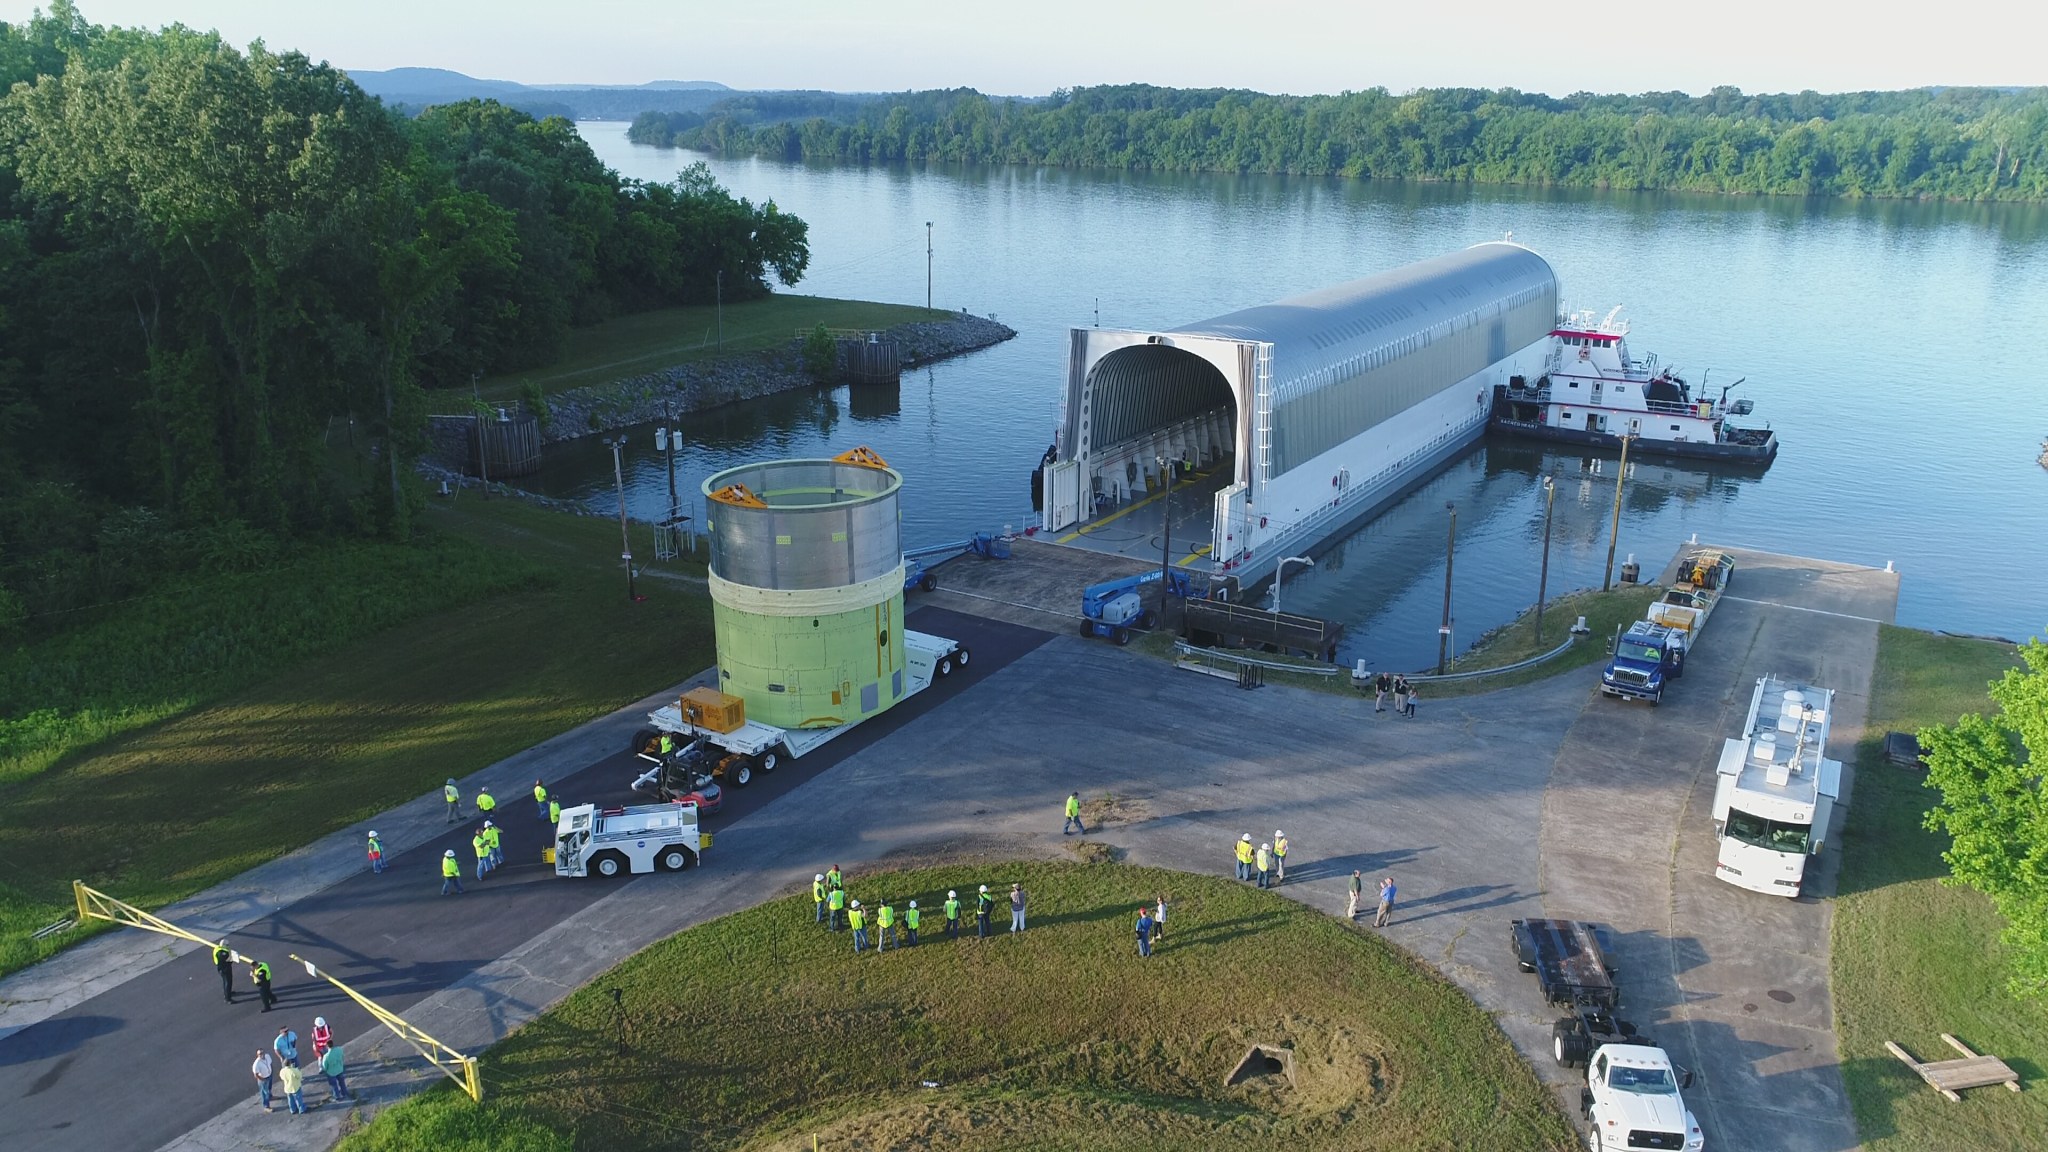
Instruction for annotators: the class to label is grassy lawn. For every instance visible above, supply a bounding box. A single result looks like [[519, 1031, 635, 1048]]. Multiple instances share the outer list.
[[459, 295, 947, 401], [1832, 625, 2044, 1151], [0, 497, 714, 977], [338, 862, 1577, 1152]]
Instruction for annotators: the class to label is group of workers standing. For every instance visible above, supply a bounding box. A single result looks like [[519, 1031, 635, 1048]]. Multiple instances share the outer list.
[[437, 777, 562, 894], [1232, 831, 1290, 888], [248, 1018, 350, 1116], [1372, 673, 1420, 717], [812, 865, 1030, 953]]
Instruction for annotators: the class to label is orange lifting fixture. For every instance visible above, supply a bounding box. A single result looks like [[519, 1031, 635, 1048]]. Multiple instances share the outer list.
[[833, 446, 891, 470], [708, 483, 768, 508]]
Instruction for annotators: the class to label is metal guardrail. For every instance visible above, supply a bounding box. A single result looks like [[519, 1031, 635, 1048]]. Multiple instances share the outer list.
[[1403, 634, 1579, 683], [1172, 642, 1344, 677], [72, 880, 484, 1103]]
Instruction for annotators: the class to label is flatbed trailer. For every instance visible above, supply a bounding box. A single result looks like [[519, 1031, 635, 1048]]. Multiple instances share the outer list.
[[630, 628, 967, 795]]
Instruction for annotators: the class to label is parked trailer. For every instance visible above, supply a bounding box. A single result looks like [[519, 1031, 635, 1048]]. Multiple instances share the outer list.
[[630, 629, 968, 796], [552, 802, 709, 878]]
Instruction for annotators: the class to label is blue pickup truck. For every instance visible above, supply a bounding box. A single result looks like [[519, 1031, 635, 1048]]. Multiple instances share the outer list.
[[1600, 621, 1688, 705]]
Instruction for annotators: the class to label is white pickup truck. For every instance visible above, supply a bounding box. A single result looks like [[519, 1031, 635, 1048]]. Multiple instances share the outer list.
[[1576, 1042, 1703, 1152]]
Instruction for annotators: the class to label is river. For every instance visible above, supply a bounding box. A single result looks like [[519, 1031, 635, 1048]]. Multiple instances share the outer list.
[[532, 121, 2048, 671]]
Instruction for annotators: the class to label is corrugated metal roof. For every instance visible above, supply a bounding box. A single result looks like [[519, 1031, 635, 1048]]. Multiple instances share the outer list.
[[1170, 242, 1557, 401]]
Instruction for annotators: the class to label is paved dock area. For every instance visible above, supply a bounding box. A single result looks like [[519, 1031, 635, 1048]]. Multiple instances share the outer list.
[[0, 545, 1897, 1152]]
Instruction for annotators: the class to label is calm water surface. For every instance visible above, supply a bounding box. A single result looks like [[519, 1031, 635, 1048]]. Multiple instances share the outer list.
[[544, 121, 2048, 670]]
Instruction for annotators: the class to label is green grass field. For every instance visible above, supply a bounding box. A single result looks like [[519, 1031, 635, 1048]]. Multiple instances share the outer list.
[[338, 862, 1578, 1152], [1832, 625, 2044, 1151], [0, 497, 714, 977], [461, 295, 946, 401]]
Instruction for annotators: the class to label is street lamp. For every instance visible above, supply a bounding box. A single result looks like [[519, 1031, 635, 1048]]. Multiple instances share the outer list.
[[1602, 434, 1637, 592], [925, 221, 933, 310], [1536, 475, 1556, 643], [1272, 556, 1314, 615], [602, 435, 638, 602], [1437, 501, 1458, 675]]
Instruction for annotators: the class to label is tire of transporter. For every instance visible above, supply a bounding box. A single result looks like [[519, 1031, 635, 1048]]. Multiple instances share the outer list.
[[953, 646, 970, 668], [657, 845, 694, 872], [1138, 610, 1156, 630], [758, 750, 778, 773], [1079, 620, 1094, 637], [592, 851, 627, 879], [1649, 691, 1662, 707], [732, 759, 753, 787], [1552, 1018, 1590, 1067], [937, 655, 954, 677], [920, 573, 937, 592], [630, 727, 658, 756]]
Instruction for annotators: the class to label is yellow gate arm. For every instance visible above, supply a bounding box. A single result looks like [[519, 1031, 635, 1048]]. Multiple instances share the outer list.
[[73, 880, 235, 953], [289, 953, 483, 1102]]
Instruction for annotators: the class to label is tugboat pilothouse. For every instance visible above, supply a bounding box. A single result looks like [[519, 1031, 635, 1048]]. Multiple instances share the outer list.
[[1488, 307, 1778, 462]]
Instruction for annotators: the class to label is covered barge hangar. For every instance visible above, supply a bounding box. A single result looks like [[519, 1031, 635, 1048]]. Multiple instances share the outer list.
[[1039, 242, 1558, 588]]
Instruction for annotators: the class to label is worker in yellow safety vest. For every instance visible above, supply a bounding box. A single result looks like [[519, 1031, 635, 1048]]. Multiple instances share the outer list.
[[473, 830, 491, 880], [826, 865, 843, 892], [444, 779, 461, 823], [944, 891, 961, 939], [533, 779, 549, 821], [658, 732, 674, 756], [877, 902, 897, 951], [1255, 842, 1272, 889], [1063, 791, 1084, 835], [212, 941, 236, 1003], [1235, 833, 1254, 881], [549, 798, 561, 824], [475, 787, 496, 815], [848, 901, 868, 953], [251, 959, 276, 1012], [813, 874, 827, 924], [827, 885, 846, 930], [482, 821, 502, 868], [1273, 831, 1289, 884], [904, 901, 921, 946], [441, 849, 465, 895]]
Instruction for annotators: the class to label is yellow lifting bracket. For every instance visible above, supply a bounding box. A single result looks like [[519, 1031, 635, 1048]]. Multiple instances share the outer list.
[[833, 445, 891, 470], [708, 482, 768, 508], [290, 952, 484, 1102]]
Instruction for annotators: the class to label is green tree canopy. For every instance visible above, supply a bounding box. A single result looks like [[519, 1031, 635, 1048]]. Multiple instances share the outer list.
[[1921, 640, 2048, 997]]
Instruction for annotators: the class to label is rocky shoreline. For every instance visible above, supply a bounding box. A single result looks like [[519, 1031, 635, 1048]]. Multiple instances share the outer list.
[[536, 311, 1016, 445]]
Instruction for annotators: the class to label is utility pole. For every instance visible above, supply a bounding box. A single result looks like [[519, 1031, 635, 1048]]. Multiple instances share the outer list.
[[604, 435, 637, 602], [1437, 501, 1458, 675], [1602, 435, 1636, 592], [925, 221, 933, 311], [663, 400, 679, 525], [1536, 475, 1556, 643], [1158, 456, 1173, 611], [472, 372, 489, 500]]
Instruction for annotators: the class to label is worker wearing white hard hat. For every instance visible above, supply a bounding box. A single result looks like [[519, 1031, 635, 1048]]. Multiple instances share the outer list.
[[812, 874, 828, 924], [945, 890, 962, 939], [975, 885, 995, 938], [1255, 842, 1273, 889], [1236, 833, 1255, 881], [1273, 830, 1289, 884], [440, 848, 464, 896]]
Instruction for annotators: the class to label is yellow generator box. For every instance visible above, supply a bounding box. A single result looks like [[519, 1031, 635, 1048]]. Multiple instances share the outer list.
[[680, 687, 746, 733]]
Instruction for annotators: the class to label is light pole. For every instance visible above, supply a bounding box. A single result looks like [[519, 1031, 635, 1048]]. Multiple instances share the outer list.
[[1602, 435, 1636, 592], [1273, 556, 1314, 615], [603, 435, 637, 602], [1437, 501, 1458, 675], [1536, 475, 1556, 643], [1156, 455, 1174, 601], [661, 401, 679, 525], [924, 221, 933, 310]]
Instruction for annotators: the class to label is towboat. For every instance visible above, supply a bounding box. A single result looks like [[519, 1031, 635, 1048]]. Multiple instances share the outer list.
[[1488, 308, 1777, 463]]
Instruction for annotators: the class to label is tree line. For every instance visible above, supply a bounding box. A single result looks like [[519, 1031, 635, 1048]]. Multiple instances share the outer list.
[[0, 4, 809, 631], [632, 82, 2048, 201]]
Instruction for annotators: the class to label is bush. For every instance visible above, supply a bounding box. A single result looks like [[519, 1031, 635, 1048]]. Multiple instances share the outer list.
[[801, 322, 838, 384]]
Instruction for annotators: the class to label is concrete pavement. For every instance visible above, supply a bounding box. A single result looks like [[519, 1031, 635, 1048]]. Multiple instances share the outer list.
[[4, 547, 1896, 1152]]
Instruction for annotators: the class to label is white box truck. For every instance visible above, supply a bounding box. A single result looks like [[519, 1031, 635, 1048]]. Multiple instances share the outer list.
[[1710, 676, 1842, 896]]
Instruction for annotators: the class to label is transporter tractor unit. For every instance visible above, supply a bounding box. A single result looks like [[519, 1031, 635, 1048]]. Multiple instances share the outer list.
[[1510, 918, 1704, 1150], [1079, 568, 1195, 646], [552, 802, 709, 878], [1601, 548, 1732, 705]]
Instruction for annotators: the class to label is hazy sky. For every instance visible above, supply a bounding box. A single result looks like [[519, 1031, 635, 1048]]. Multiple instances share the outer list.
[[8, 1, 2041, 96]]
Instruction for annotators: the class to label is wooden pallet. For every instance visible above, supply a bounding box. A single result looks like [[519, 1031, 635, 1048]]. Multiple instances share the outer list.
[[1885, 1035, 2021, 1101]]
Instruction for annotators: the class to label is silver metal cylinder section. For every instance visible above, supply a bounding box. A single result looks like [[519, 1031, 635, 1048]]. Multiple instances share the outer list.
[[702, 459, 903, 590]]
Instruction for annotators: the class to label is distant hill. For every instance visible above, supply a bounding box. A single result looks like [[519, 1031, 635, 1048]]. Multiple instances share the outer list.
[[346, 67, 733, 118]]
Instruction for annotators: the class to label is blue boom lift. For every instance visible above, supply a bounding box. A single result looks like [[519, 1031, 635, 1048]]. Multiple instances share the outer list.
[[1080, 569, 1195, 645]]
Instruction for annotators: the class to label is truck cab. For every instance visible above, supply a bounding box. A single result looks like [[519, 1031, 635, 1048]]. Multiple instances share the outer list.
[[553, 802, 707, 878], [1582, 1044, 1703, 1151], [1601, 621, 1686, 703]]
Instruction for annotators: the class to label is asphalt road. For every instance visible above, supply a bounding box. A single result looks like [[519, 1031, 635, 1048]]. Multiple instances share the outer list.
[[0, 606, 1046, 1152]]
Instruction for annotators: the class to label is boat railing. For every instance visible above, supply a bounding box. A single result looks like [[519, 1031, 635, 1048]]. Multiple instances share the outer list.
[[1645, 397, 1712, 417]]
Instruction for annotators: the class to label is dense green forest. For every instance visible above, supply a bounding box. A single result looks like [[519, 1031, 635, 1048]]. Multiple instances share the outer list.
[[632, 83, 2048, 201], [0, 4, 808, 636]]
